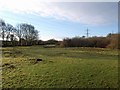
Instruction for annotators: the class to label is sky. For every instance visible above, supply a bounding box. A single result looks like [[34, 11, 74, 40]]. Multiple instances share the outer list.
[[0, 0, 118, 41]]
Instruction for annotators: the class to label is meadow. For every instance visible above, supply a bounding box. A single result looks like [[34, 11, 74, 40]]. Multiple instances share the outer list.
[[1, 46, 118, 88]]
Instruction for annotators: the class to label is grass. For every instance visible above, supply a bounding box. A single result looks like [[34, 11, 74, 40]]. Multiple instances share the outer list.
[[1, 46, 118, 88]]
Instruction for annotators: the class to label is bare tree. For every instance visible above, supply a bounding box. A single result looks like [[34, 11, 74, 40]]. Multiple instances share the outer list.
[[0, 19, 6, 41], [6, 24, 16, 41], [16, 23, 39, 45], [16, 24, 23, 45]]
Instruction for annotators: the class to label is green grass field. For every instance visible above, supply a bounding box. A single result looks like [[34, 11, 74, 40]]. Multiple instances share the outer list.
[[1, 46, 118, 88]]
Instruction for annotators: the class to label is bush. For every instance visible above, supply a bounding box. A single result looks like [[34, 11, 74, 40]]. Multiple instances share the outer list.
[[61, 36, 111, 48], [107, 34, 120, 49]]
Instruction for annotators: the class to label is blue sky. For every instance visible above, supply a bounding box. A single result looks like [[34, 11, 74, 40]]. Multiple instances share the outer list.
[[0, 0, 118, 40]]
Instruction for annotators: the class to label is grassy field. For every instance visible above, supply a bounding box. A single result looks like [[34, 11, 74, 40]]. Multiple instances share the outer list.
[[1, 46, 118, 88]]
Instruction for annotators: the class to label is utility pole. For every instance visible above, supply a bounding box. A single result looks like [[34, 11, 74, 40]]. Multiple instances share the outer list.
[[112, 30, 114, 34], [86, 28, 89, 38]]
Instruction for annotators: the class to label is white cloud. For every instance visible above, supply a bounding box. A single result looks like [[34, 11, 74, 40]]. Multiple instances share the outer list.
[[0, 0, 118, 26]]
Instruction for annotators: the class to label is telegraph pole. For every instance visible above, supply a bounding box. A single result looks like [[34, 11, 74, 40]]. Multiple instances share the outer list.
[[112, 30, 114, 34], [86, 28, 89, 38]]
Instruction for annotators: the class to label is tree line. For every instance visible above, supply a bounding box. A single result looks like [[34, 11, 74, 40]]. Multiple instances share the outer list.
[[60, 34, 120, 49], [0, 19, 39, 46], [0, 19, 119, 49]]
